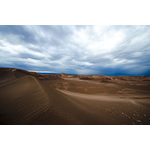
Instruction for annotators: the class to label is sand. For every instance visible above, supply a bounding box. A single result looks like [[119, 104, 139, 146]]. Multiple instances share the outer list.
[[0, 69, 150, 125]]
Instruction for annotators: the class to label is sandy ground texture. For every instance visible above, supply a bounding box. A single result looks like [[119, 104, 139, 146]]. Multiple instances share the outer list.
[[0, 69, 150, 125]]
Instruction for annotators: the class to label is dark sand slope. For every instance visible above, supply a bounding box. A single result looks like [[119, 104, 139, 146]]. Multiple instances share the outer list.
[[0, 70, 150, 125], [0, 70, 109, 125], [0, 76, 49, 124]]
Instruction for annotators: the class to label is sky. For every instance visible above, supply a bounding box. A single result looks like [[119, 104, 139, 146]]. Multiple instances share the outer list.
[[0, 25, 150, 75]]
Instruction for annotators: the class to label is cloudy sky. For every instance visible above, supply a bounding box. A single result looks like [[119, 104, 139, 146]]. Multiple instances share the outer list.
[[0, 25, 150, 75]]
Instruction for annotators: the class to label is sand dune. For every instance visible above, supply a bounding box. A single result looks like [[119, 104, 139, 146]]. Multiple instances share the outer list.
[[0, 69, 150, 125], [0, 75, 49, 124], [0, 70, 16, 85], [58, 89, 134, 102]]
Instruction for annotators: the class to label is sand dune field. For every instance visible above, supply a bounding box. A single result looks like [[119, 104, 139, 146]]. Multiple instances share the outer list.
[[0, 69, 150, 125]]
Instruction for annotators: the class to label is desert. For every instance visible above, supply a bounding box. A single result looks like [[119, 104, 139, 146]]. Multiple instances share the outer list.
[[0, 68, 150, 125]]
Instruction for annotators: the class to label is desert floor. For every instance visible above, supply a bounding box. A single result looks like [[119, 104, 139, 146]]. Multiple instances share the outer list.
[[0, 70, 150, 125]]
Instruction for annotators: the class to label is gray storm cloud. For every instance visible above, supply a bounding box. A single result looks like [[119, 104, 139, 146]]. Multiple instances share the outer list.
[[0, 25, 150, 75]]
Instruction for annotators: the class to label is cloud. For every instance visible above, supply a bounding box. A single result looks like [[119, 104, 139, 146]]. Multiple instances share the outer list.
[[0, 25, 150, 75]]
